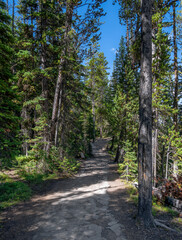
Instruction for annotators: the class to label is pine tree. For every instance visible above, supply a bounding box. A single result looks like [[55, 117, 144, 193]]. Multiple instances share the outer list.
[[138, 0, 154, 226], [86, 42, 109, 141], [109, 37, 139, 163], [0, 0, 19, 164]]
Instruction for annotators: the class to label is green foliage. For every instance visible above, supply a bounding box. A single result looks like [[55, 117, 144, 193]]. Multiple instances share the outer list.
[[18, 170, 45, 185], [152, 202, 178, 217], [85, 41, 109, 139], [126, 184, 138, 205], [118, 140, 137, 181], [58, 157, 81, 175], [0, 172, 12, 183], [16, 155, 35, 165], [48, 146, 81, 175], [0, 0, 20, 164], [16, 154, 48, 175], [127, 184, 178, 217], [0, 181, 31, 209]]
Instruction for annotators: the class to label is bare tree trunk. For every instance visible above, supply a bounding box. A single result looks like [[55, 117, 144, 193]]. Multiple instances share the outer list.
[[165, 144, 170, 179], [152, 27, 157, 187], [161, 144, 165, 178], [60, 106, 66, 148], [100, 126, 102, 138], [152, 126, 158, 186], [21, 106, 29, 156], [138, 0, 154, 226], [152, 92, 158, 187], [55, 88, 63, 146], [109, 136, 115, 151], [50, 1, 74, 146], [173, 3, 178, 177], [173, 159, 178, 178], [173, 3, 178, 131], [114, 130, 122, 163], [126, 164, 129, 181], [92, 93, 96, 143], [37, 1, 49, 152], [51, 64, 63, 142], [115, 105, 127, 163], [41, 18, 48, 151]]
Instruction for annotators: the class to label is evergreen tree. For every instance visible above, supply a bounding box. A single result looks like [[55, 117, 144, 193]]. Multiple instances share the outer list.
[[109, 37, 139, 163], [0, 0, 19, 164], [86, 42, 109, 141], [138, 0, 154, 226]]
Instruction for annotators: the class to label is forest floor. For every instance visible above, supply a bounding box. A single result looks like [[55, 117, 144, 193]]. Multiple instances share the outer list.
[[0, 139, 182, 240]]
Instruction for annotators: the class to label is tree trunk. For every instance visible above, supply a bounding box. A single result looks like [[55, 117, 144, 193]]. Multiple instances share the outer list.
[[115, 104, 127, 163], [92, 93, 96, 143], [165, 143, 170, 179], [40, 1, 49, 151], [55, 88, 63, 147], [173, 3, 178, 132], [152, 125, 158, 187], [100, 126, 102, 138], [152, 27, 157, 187], [114, 129, 122, 163], [173, 3, 178, 177], [161, 144, 165, 178], [50, 1, 74, 146], [138, 0, 154, 226], [109, 136, 115, 151], [21, 106, 29, 156]]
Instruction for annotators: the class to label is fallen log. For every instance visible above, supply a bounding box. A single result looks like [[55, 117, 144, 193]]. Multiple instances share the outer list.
[[165, 196, 182, 211]]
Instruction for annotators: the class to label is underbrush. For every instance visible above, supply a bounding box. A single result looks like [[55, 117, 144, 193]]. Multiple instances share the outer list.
[[0, 153, 81, 210], [0, 172, 32, 209], [126, 184, 179, 217], [156, 176, 182, 201]]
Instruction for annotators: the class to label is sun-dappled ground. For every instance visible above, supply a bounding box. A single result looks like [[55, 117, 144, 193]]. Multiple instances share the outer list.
[[0, 139, 182, 240]]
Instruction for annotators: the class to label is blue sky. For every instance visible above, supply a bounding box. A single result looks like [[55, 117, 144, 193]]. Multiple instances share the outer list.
[[11, 0, 123, 79], [99, 1, 126, 78]]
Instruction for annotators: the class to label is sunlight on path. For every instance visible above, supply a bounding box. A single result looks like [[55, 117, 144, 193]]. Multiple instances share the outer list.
[[32, 139, 127, 240]]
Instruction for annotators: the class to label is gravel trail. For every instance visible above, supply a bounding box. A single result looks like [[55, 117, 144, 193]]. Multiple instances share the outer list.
[[31, 139, 127, 240]]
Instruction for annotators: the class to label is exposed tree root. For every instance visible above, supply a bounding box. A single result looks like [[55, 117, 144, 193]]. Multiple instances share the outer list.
[[154, 219, 181, 234], [154, 219, 167, 223]]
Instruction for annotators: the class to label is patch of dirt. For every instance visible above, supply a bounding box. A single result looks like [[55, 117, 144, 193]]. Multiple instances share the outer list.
[[107, 161, 182, 240], [0, 139, 182, 240]]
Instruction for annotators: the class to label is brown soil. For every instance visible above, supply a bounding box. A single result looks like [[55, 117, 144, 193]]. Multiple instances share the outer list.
[[107, 162, 182, 240]]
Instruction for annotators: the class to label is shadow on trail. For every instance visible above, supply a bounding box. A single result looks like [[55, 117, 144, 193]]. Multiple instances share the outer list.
[[1, 139, 181, 240], [0, 139, 126, 240], [1, 189, 129, 240]]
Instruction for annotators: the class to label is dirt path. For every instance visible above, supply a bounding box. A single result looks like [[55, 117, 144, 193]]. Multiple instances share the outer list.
[[1, 139, 181, 240]]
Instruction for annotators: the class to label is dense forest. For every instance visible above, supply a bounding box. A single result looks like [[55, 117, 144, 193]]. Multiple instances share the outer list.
[[0, 0, 182, 228]]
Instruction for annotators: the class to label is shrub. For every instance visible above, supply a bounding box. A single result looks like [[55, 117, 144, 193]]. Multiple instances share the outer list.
[[0, 181, 31, 209], [118, 140, 137, 181]]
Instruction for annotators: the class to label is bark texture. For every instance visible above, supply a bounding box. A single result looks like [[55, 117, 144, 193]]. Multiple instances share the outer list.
[[138, 0, 154, 226], [173, 3, 178, 132], [172, 3, 178, 177], [50, 0, 74, 146]]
